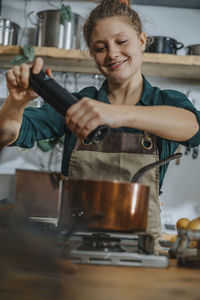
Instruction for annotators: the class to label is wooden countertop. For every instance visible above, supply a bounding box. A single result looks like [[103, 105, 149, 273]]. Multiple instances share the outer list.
[[0, 205, 199, 300], [63, 259, 200, 300]]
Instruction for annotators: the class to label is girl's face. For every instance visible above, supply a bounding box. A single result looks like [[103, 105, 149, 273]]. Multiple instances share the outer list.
[[90, 16, 146, 84]]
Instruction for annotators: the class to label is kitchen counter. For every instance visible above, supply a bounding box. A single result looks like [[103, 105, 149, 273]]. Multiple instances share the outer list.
[[0, 205, 199, 300], [64, 259, 200, 300], [0, 231, 200, 300]]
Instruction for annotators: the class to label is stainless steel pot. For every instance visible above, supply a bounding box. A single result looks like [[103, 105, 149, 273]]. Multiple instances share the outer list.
[[186, 44, 200, 55], [145, 36, 184, 54], [18, 27, 36, 46], [0, 17, 20, 45], [28, 9, 82, 49]]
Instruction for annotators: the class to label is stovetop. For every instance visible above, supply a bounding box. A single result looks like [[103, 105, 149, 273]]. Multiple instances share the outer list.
[[29, 217, 169, 268], [65, 232, 169, 268]]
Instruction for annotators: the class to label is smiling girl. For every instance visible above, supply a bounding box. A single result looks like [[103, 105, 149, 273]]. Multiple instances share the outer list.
[[0, 0, 200, 253]]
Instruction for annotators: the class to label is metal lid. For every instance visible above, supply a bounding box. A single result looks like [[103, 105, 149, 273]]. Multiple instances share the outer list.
[[0, 17, 20, 29]]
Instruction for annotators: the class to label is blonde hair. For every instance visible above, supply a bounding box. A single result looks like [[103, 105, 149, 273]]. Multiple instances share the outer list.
[[83, 0, 142, 48]]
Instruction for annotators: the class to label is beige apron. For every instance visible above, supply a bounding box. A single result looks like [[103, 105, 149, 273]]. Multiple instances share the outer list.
[[68, 132, 162, 254]]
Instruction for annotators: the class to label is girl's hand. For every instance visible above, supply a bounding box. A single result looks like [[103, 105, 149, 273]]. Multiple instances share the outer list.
[[6, 57, 44, 106], [65, 97, 128, 139]]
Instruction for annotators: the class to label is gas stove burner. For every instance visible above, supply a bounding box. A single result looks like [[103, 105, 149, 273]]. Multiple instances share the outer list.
[[78, 233, 125, 252], [66, 232, 169, 268]]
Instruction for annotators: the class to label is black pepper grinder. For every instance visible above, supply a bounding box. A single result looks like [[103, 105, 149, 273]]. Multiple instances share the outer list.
[[29, 68, 110, 143]]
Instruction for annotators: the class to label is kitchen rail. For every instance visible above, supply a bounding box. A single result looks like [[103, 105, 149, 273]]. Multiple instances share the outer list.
[[0, 45, 200, 80]]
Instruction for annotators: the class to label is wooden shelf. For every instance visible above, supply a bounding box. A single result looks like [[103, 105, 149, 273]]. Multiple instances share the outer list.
[[0, 46, 200, 80], [142, 53, 200, 81]]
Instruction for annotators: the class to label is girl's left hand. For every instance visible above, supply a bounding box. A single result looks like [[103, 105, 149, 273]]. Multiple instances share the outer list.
[[65, 97, 128, 139]]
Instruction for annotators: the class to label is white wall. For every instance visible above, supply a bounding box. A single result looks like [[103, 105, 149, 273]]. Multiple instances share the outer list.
[[1, 0, 200, 226], [2, 0, 200, 50]]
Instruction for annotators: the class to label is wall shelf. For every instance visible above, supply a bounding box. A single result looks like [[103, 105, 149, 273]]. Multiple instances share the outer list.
[[0, 45, 200, 80]]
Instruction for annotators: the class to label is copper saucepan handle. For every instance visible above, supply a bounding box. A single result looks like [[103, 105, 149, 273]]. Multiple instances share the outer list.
[[131, 152, 182, 183]]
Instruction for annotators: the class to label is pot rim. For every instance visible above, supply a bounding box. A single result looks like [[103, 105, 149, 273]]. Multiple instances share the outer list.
[[0, 17, 20, 29], [147, 35, 177, 41], [36, 9, 81, 18], [66, 178, 149, 188], [186, 44, 200, 48]]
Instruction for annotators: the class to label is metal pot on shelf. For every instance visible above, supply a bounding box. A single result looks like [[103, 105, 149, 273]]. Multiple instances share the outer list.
[[186, 44, 200, 55], [145, 36, 184, 54], [0, 17, 20, 45], [28, 9, 82, 49], [18, 27, 36, 47]]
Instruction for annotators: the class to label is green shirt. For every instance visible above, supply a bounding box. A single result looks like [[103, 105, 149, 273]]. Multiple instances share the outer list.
[[12, 76, 200, 190]]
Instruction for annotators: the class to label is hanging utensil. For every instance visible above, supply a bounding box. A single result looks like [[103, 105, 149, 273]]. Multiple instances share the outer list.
[[192, 146, 199, 159], [185, 145, 191, 155]]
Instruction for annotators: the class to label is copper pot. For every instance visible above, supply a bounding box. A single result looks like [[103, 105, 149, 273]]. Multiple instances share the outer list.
[[59, 153, 181, 232]]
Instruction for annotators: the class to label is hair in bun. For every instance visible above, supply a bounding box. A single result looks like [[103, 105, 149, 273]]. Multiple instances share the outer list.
[[83, 0, 142, 48], [99, 0, 130, 5]]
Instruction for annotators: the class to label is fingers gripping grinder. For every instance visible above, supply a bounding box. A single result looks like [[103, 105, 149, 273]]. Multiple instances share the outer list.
[[29, 68, 110, 143]]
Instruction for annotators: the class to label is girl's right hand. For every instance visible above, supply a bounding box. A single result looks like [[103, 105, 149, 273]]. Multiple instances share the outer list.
[[6, 57, 44, 105]]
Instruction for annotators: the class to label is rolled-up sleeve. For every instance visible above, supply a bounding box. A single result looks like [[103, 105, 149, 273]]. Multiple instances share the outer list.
[[11, 103, 67, 148], [161, 90, 200, 147]]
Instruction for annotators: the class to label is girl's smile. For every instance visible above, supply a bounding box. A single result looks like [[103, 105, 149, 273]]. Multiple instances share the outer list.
[[106, 58, 129, 70]]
